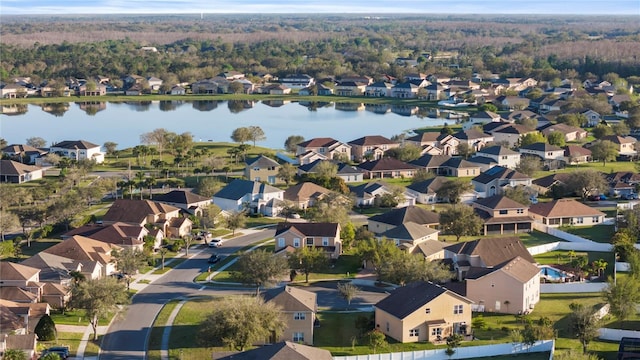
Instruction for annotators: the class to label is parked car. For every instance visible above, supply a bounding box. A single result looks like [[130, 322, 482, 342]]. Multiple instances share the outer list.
[[588, 194, 606, 201], [621, 193, 638, 200], [290, 213, 301, 219], [208, 238, 223, 247], [40, 346, 70, 359], [208, 254, 221, 264]]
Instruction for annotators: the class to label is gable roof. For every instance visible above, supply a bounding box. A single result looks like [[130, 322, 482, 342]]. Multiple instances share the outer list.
[[472, 111, 501, 119], [369, 205, 439, 226], [410, 154, 452, 168], [348, 135, 396, 146], [275, 222, 339, 237], [478, 146, 519, 156], [528, 199, 606, 218], [21, 252, 82, 282], [375, 281, 472, 319], [601, 135, 637, 145], [406, 176, 449, 194], [214, 179, 283, 201], [0, 262, 40, 281], [466, 256, 540, 282], [520, 142, 563, 152], [1, 144, 43, 154], [283, 182, 331, 202], [0, 304, 25, 332], [532, 173, 572, 188], [474, 195, 527, 210], [564, 145, 592, 158], [413, 239, 447, 257], [0, 160, 42, 176], [261, 286, 316, 313], [297, 137, 340, 148], [245, 155, 280, 168], [381, 221, 439, 241], [444, 237, 535, 266], [406, 132, 441, 143], [492, 124, 535, 135], [43, 235, 119, 264], [50, 140, 99, 149], [102, 199, 180, 224], [541, 123, 586, 136], [440, 157, 479, 169], [453, 128, 491, 141], [216, 341, 332, 360], [357, 157, 418, 172], [62, 222, 146, 246], [472, 166, 530, 184], [153, 190, 211, 205]]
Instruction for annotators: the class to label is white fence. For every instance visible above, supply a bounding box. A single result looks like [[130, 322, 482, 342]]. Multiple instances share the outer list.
[[332, 340, 555, 360], [527, 241, 613, 255], [599, 328, 640, 341], [541, 282, 608, 293]]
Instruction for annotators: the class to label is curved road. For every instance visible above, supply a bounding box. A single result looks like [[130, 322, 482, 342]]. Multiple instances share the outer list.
[[99, 228, 389, 359]]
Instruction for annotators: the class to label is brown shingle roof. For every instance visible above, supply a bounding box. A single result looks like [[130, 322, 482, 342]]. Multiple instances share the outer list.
[[5, 333, 36, 351], [0, 262, 40, 281], [375, 281, 472, 319], [283, 182, 331, 202], [445, 237, 535, 267], [474, 195, 527, 210], [153, 190, 211, 205], [0, 160, 42, 176], [102, 199, 179, 224], [348, 135, 396, 146], [369, 206, 440, 227], [63, 222, 145, 246], [297, 137, 339, 148], [357, 157, 418, 172], [215, 341, 332, 360], [0, 287, 38, 303], [466, 256, 539, 282], [261, 286, 316, 313], [528, 199, 606, 218], [43, 235, 119, 264], [564, 145, 592, 157]]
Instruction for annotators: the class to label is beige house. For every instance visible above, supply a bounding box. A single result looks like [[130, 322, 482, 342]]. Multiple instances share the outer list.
[[465, 256, 541, 314], [102, 199, 192, 238], [378, 222, 439, 252], [275, 222, 342, 259], [348, 135, 400, 162], [368, 206, 439, 235], [296, 138, 351, 162], [476, 146, 521, 169], [472, 195, 534, 235], [215, 341, 332, 360], [528, 199, 606, 227], [600, 135, 637, 156], [153, 190, 212, 216], [283, 182, 331, 210], [261, 286, 317, 345], [374, 282, 473, 343], [357, 157, 419, 179], [541, 123, 587, 142], [43, 235, 121, 276], [0, 160, 44, 184], [244, 155, 282, 184]]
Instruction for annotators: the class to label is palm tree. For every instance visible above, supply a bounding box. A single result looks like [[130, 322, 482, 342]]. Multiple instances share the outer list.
[[135, 171, 146, 199], [593, 259, 608, 278], [159, 247, 168, 269], [144, 177, 157, 199]]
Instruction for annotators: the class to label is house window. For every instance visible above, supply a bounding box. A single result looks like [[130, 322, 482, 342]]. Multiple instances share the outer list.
[[499, 210, 508, 215], [293, 238, 300, 247], [410, 328, 420, 337], [593, 216, 600, 223], [322, 237, 329, 246], [386, 322, 390, 332], [502, 156, 508, 160], [517, 209, 524, 214], [425, 308, 431, 314], [306, 238, 314, 246], [454, 305, 464, 314], [253, 167, 260, 171], [576, 217, 584, 224], [431, 327, 442, 336], [292, 332, 304, 342], [294, 312, 306, 320], [278, 238, 285, 248]]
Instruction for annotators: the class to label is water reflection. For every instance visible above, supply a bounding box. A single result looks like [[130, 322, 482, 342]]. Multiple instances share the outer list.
[[391, 105, 419, 117], [0, 104, 28, 116], [41, 103, 69, 117], [227, 100, 254, 113], [335, 102, 364, 111], [76, 101, 107, 116], [298, 101, 331, 111], [124, 101, 152, 112], [191, 100, 220, 111], [262, 100, 290, 108], [365, 104, 390, 114], [159, 100, 185, 112]]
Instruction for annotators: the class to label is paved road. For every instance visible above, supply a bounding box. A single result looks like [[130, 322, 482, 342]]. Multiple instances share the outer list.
[[99, 229, 275, 360]]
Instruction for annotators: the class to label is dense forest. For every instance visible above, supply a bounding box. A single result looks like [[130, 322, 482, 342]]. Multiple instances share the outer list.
[[1, 14, 639, 84]]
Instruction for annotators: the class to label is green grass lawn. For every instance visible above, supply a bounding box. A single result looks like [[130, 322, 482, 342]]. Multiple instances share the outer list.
[[244, 217, 282, 228], [147, 300, 179, 360], [50, 309, 112, 326], [562, 225, 616, 243], [85, 335, 102, 356], [168, 297, 224, 360], [37, 332, 84, 357], [533, 250, 615, 279], [439, 230, 562, 247]]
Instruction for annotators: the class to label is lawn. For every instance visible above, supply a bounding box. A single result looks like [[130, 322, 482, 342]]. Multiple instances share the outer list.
[[244, 216, 282, 228], [439, 230, 562, 247], [534, 250, 615, 278], [50, 309, 112, 326], [147, 300, 179, 360], [37, 332, 84, 357], [168, 297, 224, 360], [562, 225, 616, 243]]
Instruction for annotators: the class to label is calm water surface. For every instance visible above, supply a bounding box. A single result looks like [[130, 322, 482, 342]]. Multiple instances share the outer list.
[[0, 100, 454, 149]]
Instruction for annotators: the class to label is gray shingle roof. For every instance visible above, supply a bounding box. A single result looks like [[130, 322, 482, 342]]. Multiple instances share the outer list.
[[375, 282, 471, 319], [214, 179, 283, 200], [369, 206, 439, 226]]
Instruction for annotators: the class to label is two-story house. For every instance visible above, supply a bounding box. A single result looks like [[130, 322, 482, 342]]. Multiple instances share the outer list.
[[48, 140, 105, 164], [214, 179, 284, 217], [283, 182, 331, 210], [42, 236, 120, 276], [348, 135, 400, 162], [519, 143, 565, 169], [489, 124, 539, 148], [471, 166, 532, 197], [374, 282, 473, 343], [600, 135, 637, 156], [365, 81, 393, 97], [296, 138, 351, 162], [153, 190, 212, 216], [529, 199, 606, 227], [439, 129, 494, 155], [335, 81, 367, 96], [476, 146, 521, 169], [471, 195, 534, 235], [261, 286, 318, 345], [349, 181, 416, 207], [102, 199, 191, 238], [280, 74, 314, 89], [391, 82, 420, 98], [274, 222, 342, 259], [244, 155, 282, 184], [368, 205, 439, 235]]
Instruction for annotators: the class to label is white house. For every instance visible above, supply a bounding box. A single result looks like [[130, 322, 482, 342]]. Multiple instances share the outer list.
[[280, 74, 314, 89], [49, 140, 105, 164], [476, 146, 521, 169], [213, 179, 284, 216]]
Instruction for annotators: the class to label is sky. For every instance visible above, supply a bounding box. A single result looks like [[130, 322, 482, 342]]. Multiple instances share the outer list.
[[1, 0, 638, 15]]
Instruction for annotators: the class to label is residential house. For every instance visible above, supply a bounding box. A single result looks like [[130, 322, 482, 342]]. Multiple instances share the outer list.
[[213, 179, 284, 216], [531, 173, 573, 195], [504, 110, 549, 125], [349, 181, 416, 207], [275, 222, 342, 259], [410, 154, 452, 174], [280, 74, 314, 89], [102, 199, 191, 238], [529, 199, 606, 227], [296, 138, 351, 162], [124, 84, 144, 95], [261, 286, 318, 345], [62, 222, 159, 250], [519, 143, 565, 169], [296, 160, 364, 183], [471, 166, 532, 197], [0, 160, 44, 184], [367, 205, 439, 235], [609, 94, 632, 111], [440, 129, 494, 155], [0, 83, 26, 98], [379, 222, 439, 252], [169, 85, 186, 95], [581, 109, 602, 127], [599, 135, 637, 156], [42, 236, 120, 276], [21, 251, 101, 285], [539, 98, 567, 113], [605, 172, 640, 197], [357, 157, 419, 179], [541, 124, 588, 142], [494, 96, 530, 111], [412, 240, 447, 261], [438, 157, 481, 177], [0, 263, 41, 301], [283, 182, 331, 210], [564, 145, 592, 165], [48, 140, 105, 164], [214, 341, 333, 360], [465, 256, 540, 314], [78, 83, 107, 96], [365, 81, 393, 97], [466, 111, 502, 129], [424, 83, 448, 101], [374, 282, 473, 343], [232, 79, 256, 94], [39, 83, 71, 97], [1, 144, 47, 164], [244, 155, 282, 184], [219, 71, 245, 81], [296, 150, 328, 165], [3, 334, 38, 360], [407, 176, 478, 204], [406, 132, 441, 148], [153, 190, 213, 216], [348, 135, 400, 162], [476, 146, 521, 169], [335, 81, 367, 96], [391, 82, 420, 98], [444, 237, 535, 278], [472, 195, 534, 235], [490, 124, 538, 148], [191, 79, 221, 94]]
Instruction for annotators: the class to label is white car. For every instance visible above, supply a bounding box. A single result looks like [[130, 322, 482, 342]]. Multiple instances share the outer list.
[[208, 238, 223, 247]]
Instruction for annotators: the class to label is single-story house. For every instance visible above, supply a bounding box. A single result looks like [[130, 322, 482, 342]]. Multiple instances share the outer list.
[[528, 199, 606, 227]]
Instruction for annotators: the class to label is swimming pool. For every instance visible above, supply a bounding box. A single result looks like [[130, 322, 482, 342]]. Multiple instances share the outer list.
[[539, 265, 573, 281]]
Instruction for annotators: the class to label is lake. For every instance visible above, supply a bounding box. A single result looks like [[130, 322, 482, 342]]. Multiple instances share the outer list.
[[0, 100, 460, 150]]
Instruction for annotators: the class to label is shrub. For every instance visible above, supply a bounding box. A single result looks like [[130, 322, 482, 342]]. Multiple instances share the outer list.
[[34, 314, 57, 341]]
